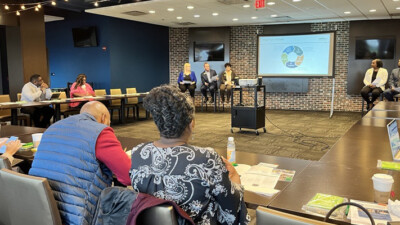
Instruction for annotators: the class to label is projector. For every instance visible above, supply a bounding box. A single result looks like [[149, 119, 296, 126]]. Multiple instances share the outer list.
[[238, 79, 258, 86]]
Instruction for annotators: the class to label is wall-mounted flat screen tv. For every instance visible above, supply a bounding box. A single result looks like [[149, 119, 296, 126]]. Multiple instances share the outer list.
[[194, 42, 224, 62], [355, 38, 395, 59], [72, 26, 98, 47]]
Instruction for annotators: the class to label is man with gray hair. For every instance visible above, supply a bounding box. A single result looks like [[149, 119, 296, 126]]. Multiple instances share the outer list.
[[200, 62, 218, 103], [29, 101, 131, 225]]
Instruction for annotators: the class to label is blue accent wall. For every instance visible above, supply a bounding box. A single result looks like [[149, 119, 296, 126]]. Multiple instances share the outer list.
[[46, 13, 169, 93]]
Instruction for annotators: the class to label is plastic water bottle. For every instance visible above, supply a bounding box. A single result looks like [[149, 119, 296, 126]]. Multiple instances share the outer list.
[[227, 137, 236, 163]]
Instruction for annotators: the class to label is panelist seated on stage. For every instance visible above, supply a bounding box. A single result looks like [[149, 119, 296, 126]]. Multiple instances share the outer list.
[[200, 62, 219, 104], [384, 59, 400, 101], [20, 74, 55, 128], [178, 63, 197, 98], [130, 85, 250, 225], [69, 73, 96, 108], [29, 101, 131, 225], [360, 59, 388, 110], [220, 62, 239, 103]]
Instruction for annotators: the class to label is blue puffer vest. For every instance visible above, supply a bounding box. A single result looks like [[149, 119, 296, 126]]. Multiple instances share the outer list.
[[29, 113, 113, 225]]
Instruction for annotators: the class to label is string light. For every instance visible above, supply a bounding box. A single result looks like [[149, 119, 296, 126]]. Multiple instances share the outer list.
[[37, 4, 42, 8], [51, 1, 56, 6], [35, 6, 39, 11], [4, 4, 9, 10], [16, 11, 20, 16], [21, 5, 25, 10]]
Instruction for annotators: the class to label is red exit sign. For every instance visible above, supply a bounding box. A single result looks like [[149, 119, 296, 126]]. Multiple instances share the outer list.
[[255, 0, 265, 9]]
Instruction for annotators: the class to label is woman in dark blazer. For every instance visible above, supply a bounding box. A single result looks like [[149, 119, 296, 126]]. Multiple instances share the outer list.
[[220, 62, 238, 103]]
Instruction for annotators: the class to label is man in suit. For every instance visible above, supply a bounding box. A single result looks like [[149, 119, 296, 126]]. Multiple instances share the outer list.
[[200, 62, 218, 103], [384, 59, 400, 101]]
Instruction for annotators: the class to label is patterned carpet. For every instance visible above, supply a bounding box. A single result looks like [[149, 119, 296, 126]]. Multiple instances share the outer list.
[[113, 109, 360, 161]]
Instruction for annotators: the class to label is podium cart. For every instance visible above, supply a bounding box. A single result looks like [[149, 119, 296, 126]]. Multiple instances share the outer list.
[[231, 85, 266, 135]]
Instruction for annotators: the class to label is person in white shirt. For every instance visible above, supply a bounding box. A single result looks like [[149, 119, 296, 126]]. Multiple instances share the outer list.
[[21, 74, 55, 128], [360, 59, 388, 110]]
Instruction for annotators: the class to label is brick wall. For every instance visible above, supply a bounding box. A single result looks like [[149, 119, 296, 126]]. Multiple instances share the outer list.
[[169, 22, 363, 112]]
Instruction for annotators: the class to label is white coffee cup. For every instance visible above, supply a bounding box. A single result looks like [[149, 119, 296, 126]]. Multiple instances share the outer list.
[[372, 173, 394, 203], [32, 133, 43, 148]]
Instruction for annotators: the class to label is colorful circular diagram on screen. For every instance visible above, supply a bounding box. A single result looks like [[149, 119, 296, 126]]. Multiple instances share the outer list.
[[281, 46, 304, 68]]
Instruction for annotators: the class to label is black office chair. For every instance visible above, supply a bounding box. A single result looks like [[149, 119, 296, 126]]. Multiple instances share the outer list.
[[0, 168, 62, 225]]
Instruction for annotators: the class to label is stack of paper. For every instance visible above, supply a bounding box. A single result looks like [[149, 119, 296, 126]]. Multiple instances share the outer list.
[[350, 199, 400, 225]]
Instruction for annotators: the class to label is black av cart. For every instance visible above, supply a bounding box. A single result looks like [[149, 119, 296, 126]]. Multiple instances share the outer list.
[[231, 85, 266, 135]]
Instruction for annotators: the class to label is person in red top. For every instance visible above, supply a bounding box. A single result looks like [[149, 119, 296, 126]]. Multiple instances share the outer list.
[[69, 74, 95, 108]]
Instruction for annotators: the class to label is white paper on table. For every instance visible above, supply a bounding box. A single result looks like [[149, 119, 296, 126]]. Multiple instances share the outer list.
[[244, 186, 280, 197], [235, 164, 251, 177], [241, 171, 280, 190], [349, 199, 400, 225]]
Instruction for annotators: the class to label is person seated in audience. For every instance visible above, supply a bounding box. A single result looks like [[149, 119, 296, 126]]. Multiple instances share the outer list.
[[29, 101, 131, 225], [130, 85, 250, 225], [220, 63, 238, 103], [69, 73, 96, 108], [384, 59, 400, 101], [178, 63, 197, 98], [21, 74, 55, 128], [200, 62, 219, 104], [0, 138, 22, 165], [360, 59, 388, 110]]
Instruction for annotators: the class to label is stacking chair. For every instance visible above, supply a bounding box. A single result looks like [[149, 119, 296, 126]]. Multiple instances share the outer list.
[[0, 168, 62, 225], [110, 89, 123, 123], [59, 91, 79, 118], [136, 204, 180, 225], [126, 88, 139, 119], [0, 95, 30, 126], [0, 156, 11, 170], [256, 207, 334, 225], [361, 92, 383, 117], [95, 89, 107, 97]]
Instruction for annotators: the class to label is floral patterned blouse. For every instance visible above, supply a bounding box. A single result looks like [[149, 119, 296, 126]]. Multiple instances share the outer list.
[[130, 142, 250, 225]]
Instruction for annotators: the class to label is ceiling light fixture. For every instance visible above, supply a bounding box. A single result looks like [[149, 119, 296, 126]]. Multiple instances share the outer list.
[[16, 11, 20, 16], [37, 4, 42, 8], [212, 12, 218, 16], [243, 4, 250, 8], [293, 0, 301, 2], [271, 14, 277, 17], [35, 7, 39, 11], [21, 5, 25, 10], [251, 16, 258, 19], [177, 16, 182, 20], [397, 7, 400, 10], [187, 5, 194, 10], [344, 11, 351, 14], [167, 8, 174, 12], [149, 10, 155, 13], [267, 2, 275, 5], [194, 15, 200, 18], [4, 5, 9, 10], [51, 1, 56, 6], [233, 18, 238, 21], [94, 2, 99, 7], [369, 9, 376, 12], [393, 0, 399, 2]]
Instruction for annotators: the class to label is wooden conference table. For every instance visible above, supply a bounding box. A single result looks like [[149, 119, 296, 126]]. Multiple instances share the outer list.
[[1, 125, 311, 208], [268, 101, 400, 223], [0, 93, 148, 125]]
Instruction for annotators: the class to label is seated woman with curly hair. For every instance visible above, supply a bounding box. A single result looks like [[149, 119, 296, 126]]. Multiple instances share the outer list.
[[130, 85, 250, 225]]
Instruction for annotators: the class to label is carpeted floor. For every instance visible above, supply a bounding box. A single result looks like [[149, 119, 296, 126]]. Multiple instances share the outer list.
[[113, 109, 360, 161]]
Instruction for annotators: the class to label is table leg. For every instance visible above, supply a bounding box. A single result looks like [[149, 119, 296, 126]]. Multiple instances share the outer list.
[[120, 99, 125, 124], [11, 108, 18, 125], [55, 104, 61, 122]]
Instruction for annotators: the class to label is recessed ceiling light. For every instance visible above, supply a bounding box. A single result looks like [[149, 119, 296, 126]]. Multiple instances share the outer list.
[[251, 16, 258, 19], [233, 18, 239, 21], [167, 8, 174, 12], [397, 7, 400, 10], [344, 11, 351, 14], [194, 15, 200, 18], [212, 12, 219, 16], [293, 0, 301, 2], [271, 14, 277, 17], [177, 16, 182, 20], [187, 5, 194, 10], [393, 0, 399, 2], [369, 9, 376, 12], [243, 4, 250, 8], [149, 10, 155, 14], [267, 2, 275, 5]]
